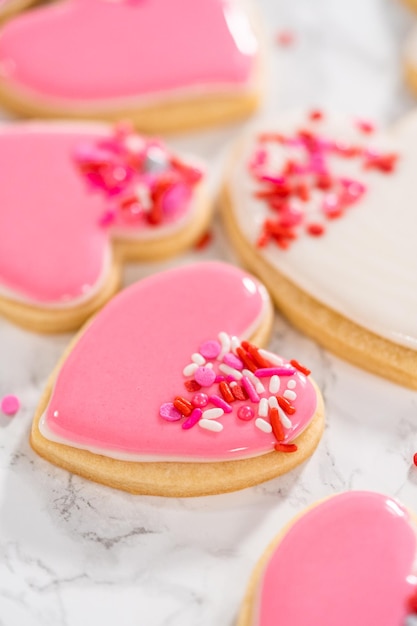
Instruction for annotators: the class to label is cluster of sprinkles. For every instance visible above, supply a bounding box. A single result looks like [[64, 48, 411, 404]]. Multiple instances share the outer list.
[[159, 332, 312, 454], [249, 110, 399, 249], [74, 122, 203, 228]]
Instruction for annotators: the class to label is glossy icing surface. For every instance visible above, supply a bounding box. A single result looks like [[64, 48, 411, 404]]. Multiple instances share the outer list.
[[0, 0, 257, 102], [40, 262, 318, 461], [0, 123, 198, 305], [254, 492, 417, 626], [229, 112, 417, 349]]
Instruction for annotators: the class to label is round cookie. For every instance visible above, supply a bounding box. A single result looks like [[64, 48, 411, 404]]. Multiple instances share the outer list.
[[238, 491, 417, 626], [222, 110, 417, 388], [0, 0, 261, 132], [31, 262, 325, 497], [0, 121, 211, 333]]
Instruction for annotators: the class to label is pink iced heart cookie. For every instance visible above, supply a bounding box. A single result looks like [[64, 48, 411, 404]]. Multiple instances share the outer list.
[[223, 110, 417, 388], [31, 262, 325, 496], [0, 121, 210, 332], [238, 492, 417, 626], [0, 0, 260, 132]]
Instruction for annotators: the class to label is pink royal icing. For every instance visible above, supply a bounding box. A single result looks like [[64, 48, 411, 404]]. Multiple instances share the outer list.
[[254, 492, 417, 626], [40, 262, 318, 462], [0, 123, 199, 305], [0, 0, 257, 103]]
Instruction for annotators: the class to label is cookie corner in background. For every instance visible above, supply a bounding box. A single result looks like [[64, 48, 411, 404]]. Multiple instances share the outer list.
[[0, 0, 262, 132], [221, 109, 417, 389], [31, 261, 325, 497]]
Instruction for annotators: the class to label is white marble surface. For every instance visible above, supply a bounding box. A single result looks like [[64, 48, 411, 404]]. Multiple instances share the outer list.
[[1, 0, 417, 624]]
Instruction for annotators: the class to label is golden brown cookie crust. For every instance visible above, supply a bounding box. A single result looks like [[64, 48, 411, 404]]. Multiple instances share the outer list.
[[30, 300, 325, 497], [221, 184, 417, 390]]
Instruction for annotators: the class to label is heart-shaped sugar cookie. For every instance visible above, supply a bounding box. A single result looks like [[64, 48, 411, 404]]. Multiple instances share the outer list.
[[0, 121, 210, 332], [238, 492, 417, 626], [223, 110, 417, 388], [31, 262, 324, 496], [0, 0, 260, 131]]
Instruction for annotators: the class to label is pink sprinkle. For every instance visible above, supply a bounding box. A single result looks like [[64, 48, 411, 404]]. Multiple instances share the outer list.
[[357, 120, 375, 134], [255, 367, 296, 377], [199, 340, 221, 360], [191, 392, 209, 408], [223, 353, 244, 370], [182, 408, 202, 430], [99, 210, 116, 227], [241, 376, 260, 403], [260, 174, 286, 185], [322, 193, 341, 215], [215, 375, 226, 383], [159, 402, 182, 422], [276, 29, 295, 47], [209, 395, 233, 414], [341, 179, 366, 203], [237, 405, 255, 421], [195, 366, 216, 387], [1, 394, 20, 416]]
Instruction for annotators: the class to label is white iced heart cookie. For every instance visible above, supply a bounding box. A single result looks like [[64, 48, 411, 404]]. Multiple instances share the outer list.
[[222, 110, 417, 388]]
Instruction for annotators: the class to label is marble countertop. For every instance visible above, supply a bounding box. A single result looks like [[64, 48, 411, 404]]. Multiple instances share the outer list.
[[1, 0, 417, 624]]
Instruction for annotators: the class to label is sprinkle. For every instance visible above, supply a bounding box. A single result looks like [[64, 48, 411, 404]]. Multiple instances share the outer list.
[[278, 406, 293, 429], [194, 230, 213, 250], [242, 342, 272, 368], [287, 380, 297, 389], [182, 408, 202, 430], [413, 453, 417, 468], [269, 407, 285, 441], [274, 443, 298, 453], [200, 339, 221, 360], [184, 380, 202, 392], [258, 349, 284, 366], [276, 29, 295, 47], [255, 418, 273, 433], [199, 419, 223, 432], [356, 119, 374, 134], [258, 398, 269, 418], [230, 383, 248, 401], [223, 353, 244, 370], [256, 382, 266, 394], [242, 368, 258, 384], [203, 408, 225, 420], [277, 395, 296, 415], [309, 109, 323, 122], [268, 396, 279, 409], [255, 367, 296, 378], [219, 381, 235, 403], [219, 364, 243, 380], [1, 394, 20, 416], [241, 376, 260, 403], [173, 396, 193, 417], [183, 363, 198, 377], [290, 359, 311, 376], [218, 332, 231, 360], [159, 402, 182, 422], [205, 362, 214, 369], [230, 336, 240, 354], [307, 223, 325, 236], [191, 392, 209, 408], [238, 405, 255, 421], [191, 353, 206, 365], [209, 395, 233, 413], [215, 375, 226, 383], [269, 375, 280, 394], [283, 389, 297, 401], [195, 366, 216, 387]]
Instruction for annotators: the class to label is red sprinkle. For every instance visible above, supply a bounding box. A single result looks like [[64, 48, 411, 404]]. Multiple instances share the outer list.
[[274, 443, 298, 453], [270, 407, 285, 442], [230, 384, 248, 401], [184, 380, 202, 392], [219, 381, 235, 403], [290, 359, 311, 376], [277, 396, 296, 415], [413, 453, 417, 467], [242, 342, 272, 368], [173, 396, 193, 417], [307, 223, 325, 236], [276, 30, 295, 47], [236, 347, 258, 373], [194, 230, 213, 250], [309, 109, 323, 122], [357, 120, 374, 134]]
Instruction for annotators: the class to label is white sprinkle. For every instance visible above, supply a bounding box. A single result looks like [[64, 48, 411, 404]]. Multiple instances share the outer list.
[[259, 349, 284, 366], [287, 380, 297, 390], [242, 368, 257, 383], [258, 398, 269, 417], [278, 406, 292, 429], [269, 375, 280, 394], [191, 353, 206, 365], [202, 408, 224, 420], [219, 364, 243, 380], [256, 382, 265, 394], [183, 363, 198, 377], [231, 336, 240, 354], [255, 418, 273, 434], [284, 389, 297, 401], [206, 362, 214, 369], [268, 396, 278, 409], [218, 331, 231, 360], [134, 183, 152, 211], [199, 419, 223, 432]]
